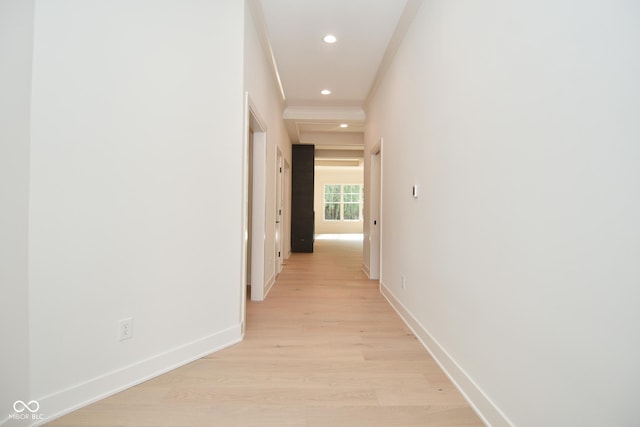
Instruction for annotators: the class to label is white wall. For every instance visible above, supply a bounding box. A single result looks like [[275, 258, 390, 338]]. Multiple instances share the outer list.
[[28, 1, 245, 422], [244, 2, 292, 284], [314, 166, 364, 234], [0, 1, 34, 425], [365, 1, 640, 426]]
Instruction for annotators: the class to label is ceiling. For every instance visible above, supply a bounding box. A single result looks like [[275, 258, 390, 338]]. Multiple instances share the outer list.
[[251, 0, 422, 157]]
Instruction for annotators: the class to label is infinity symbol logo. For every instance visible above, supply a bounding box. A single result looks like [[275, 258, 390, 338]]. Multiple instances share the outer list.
[[13, 400, 40, 413]]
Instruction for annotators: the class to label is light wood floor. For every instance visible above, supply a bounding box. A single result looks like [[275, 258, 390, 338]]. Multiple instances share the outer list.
[[47, 238, 484, 427]]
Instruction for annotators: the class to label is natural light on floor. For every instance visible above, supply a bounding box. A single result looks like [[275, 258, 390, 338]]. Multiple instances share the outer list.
[[314, 234, 364, 241]]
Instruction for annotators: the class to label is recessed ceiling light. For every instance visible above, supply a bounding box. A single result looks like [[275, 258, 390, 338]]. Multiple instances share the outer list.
[[323, 34, 337, 44], [340, 123, 348, 128], [321, 89, 331, 95]]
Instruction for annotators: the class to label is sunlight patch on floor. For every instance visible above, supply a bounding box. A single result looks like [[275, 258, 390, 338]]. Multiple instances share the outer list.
[[315, 233, 364, 241]]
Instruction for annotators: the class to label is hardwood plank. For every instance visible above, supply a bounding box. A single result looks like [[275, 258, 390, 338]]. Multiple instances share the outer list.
[[47, 238, 484, 426]]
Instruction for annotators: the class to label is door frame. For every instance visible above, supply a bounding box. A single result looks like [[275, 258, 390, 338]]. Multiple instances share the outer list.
[[241, 93, 268, 333]]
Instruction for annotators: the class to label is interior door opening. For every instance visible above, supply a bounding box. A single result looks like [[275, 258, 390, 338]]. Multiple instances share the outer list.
[[242, 93, 268, 334]]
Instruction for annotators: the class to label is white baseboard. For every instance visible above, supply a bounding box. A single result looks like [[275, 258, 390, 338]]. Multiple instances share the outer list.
[[33, 325, 242, 426], [362, 262, 370, 278], [380, 283, 512, 427], [264, 274, 276, 298]]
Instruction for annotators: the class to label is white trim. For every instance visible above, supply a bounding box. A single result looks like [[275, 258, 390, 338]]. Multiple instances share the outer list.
[[34, 325, 242, 426], [244, 93, 269, 303], [365, 0, 424, 107], [380, 283, 513, 427], [361, 262, 371, 278], [283, 106, 366, 121], [246, 0, 286, 102], [264, 274, 276, 299], [241, 92, 250, 333]]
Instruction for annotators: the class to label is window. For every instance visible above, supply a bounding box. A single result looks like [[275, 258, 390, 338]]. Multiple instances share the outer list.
[[342, 185, 361, 220], [324, 184, 342, 220], [324, 184, 363, 221]]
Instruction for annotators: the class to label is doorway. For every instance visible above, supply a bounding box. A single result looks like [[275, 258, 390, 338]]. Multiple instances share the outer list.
[[242, 93, 268, 330]]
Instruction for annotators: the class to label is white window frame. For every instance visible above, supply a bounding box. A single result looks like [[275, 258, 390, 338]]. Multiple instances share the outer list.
[[323, 184, 363, 222]]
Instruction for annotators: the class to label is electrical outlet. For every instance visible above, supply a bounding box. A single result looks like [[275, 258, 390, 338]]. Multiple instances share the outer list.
[[118, 317, 133, 341], [401, 275, 406, 289]]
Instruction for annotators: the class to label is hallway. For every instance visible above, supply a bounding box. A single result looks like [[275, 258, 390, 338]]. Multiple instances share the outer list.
[[47, 239, 483, 426]]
